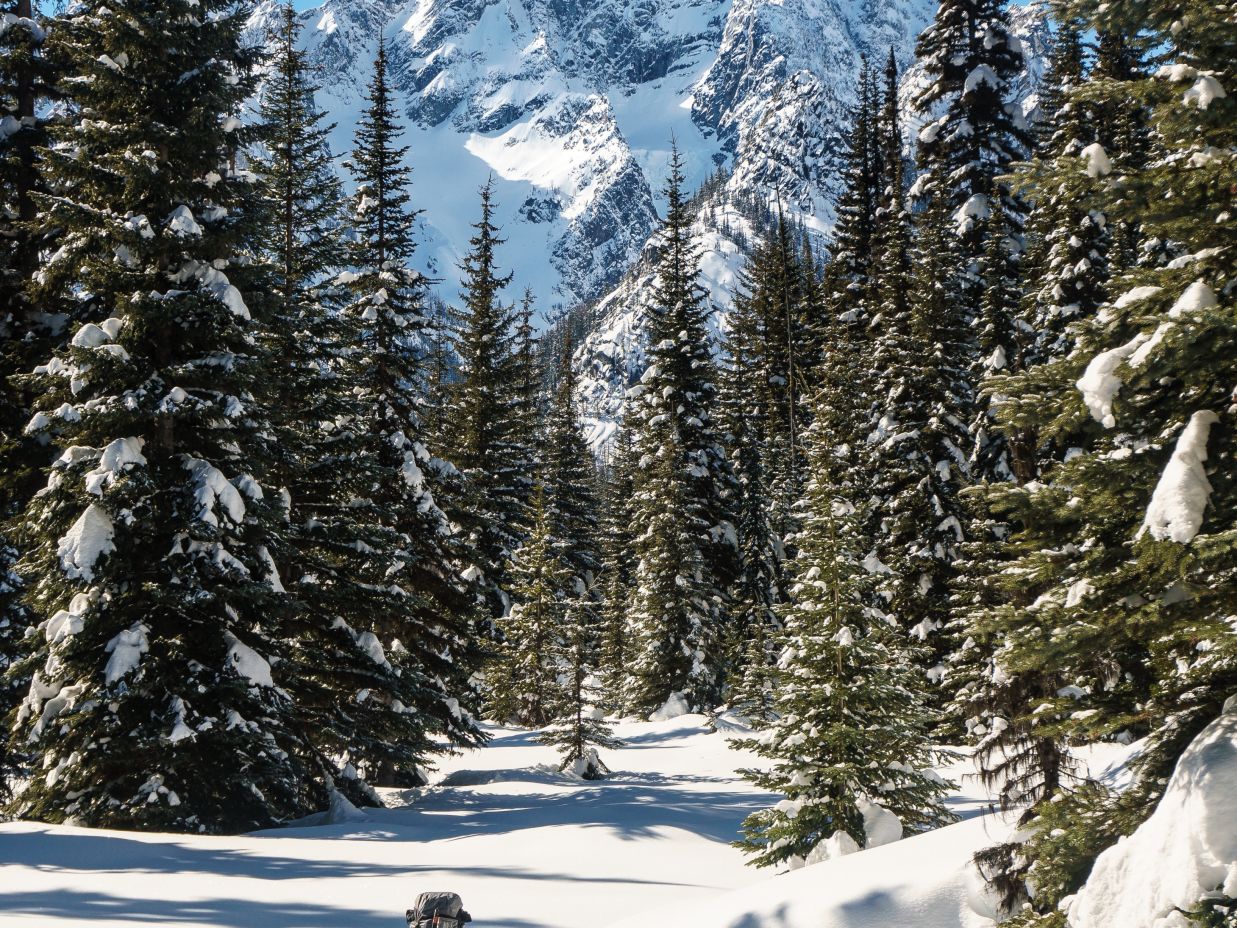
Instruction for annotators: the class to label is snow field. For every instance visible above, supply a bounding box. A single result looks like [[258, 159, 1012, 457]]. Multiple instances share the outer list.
[[0, 715, 1141, 928]]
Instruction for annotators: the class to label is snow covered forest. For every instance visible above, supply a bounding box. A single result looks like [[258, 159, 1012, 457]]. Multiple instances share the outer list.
[[0, 0, 1234, 926]]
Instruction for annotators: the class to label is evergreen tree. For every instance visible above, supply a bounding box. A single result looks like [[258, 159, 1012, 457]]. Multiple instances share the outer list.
[[749, 211, 808, 548], [870, 49, 913, 354], [8, 0, 310, 832], [862, 194, 974, 687], [445, 179, 525, 613], [824, 58, 882, 334], [629, 433, 716, 714], [967, 0, 1235, 917], [912, 0, 1031, 282], [326, 38, 484, 787], [627, 144, 739, 713], [541, 331, 599, 591], [508, 288, 544, 530], [734, 399, 954, 870], [595, 426, 638, 713], [0, 0, 51, 337], [718, 276, 780, 723], [949, 27, 1110, 848], [911, 0, 1030, 486], [0, 0, 54, 791], [489, 484, 570, 727], [539, 597, 622, 780]]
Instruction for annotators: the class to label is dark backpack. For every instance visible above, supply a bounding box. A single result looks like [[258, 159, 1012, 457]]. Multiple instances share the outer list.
[[406, 892, 472, 928]]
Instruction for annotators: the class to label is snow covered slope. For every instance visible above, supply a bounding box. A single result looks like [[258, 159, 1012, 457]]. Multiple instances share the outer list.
[[0, 714, 1132, 928]]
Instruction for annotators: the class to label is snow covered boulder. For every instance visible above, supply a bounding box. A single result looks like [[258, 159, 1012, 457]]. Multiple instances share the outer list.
[[649, 691, 691, 722], [1067, 710, 1237, 928]]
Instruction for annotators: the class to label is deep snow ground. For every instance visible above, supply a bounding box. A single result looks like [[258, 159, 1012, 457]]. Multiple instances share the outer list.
[[0, 714, 1120, 927]]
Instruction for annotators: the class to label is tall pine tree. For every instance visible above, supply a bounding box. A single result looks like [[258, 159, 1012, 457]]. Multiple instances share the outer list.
[[9, 0, 309, 832], [444, 179, 527, 614], [326, 37, 484, 787], [627, 144, 739, 714], [966, 0, 1235, 916], [734, 395, 954, 870]]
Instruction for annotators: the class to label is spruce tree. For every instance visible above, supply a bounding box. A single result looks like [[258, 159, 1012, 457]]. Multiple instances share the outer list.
[[629, 432, 716, 714], [489, 484, 570, 727], [718, 277, 780, 723], [627, 144, 739, 713], [966, 0, 1235, 917], [507, 288, 544, 530], [911, 0, 1030, 487], [539, 597, 622, 780], [444, 179, 525, 613], [862, 194, 974, 687], [0, 0, 54, 791], [824, 58, 882, 335], [734, 400, 954, 870], [748, 211, 808, 549], [912, 0, 1030, 290], [595, 425, 638, 713], [325, 38, 484, 787], [949, 26, 1110, 841], [8, 0, 309, 832], [541, 331, 599, 591]]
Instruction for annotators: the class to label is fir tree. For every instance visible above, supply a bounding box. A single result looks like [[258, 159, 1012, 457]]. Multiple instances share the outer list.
[[824, 58, 882, 334], [949, 27, 1110, 850], [539, 597, 622, 780], [595, 425, 638, 713], [967, 0, 1235, 916], [911, 0, 1030, 487], [869, 48, 913, 350], [862, 194, 974, 688], [326, 38, 484, 787], [749, 211, 808, 549], [627, 144, 739, 713], [541, 331, 599, 591], [629, 432, 716, 714], [489, 484, 570, 727], [8, 0, 310, 832], [444, 179, 524, 613], [507, 288, 544, 530], [912, 0, 1031, 278], [718, 274, 780, 723], [0, 0, 54, 791], [734, 400, 955, 870]]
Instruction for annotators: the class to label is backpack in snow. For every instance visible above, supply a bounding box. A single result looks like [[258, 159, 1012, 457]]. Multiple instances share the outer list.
[[406, 892, 472, 927]]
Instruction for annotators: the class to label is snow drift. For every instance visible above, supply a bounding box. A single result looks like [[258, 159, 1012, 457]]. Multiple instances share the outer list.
[[1067, 708, 1237, 928]]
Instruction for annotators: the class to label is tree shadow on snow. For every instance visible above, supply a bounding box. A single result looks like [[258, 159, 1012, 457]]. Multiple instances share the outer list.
[[0, 828, 411, 880], [0, 888, 395, 927], [277, 776, 772, 846]]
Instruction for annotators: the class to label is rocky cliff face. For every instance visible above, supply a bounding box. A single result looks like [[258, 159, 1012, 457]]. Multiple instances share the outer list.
[[248, 0, 1052, 447], [248, 0, 950, 307]]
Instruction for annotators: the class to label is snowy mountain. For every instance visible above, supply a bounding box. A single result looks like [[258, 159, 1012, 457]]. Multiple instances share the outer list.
[[246, 0, 1052, 447], [247, 0, 947, 310], [572, 1, 1054, 450]]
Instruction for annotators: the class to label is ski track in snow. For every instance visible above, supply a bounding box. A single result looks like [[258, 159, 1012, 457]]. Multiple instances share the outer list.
[[0, 715, 1128, 928]]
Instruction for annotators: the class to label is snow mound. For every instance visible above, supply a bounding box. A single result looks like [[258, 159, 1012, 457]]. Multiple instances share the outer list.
[[649, 691, 691, 722], [1068, 709, 1237, 928], [608, 814, 1010, 928]]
